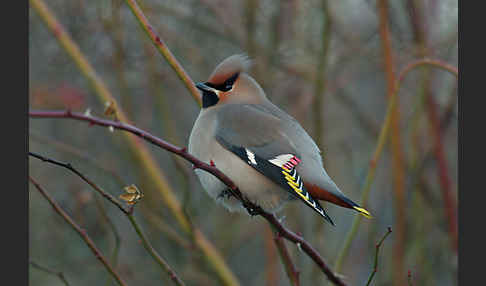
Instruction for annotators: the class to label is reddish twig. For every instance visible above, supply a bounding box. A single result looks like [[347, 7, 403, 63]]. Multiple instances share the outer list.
[[397, 59, 458, 81], [274, 233, 300, 286], [28, 176, 128, 286], [29, 110, 347, 286], [365, 227, 393, 286], [262, 212, 344, 285], [425, 95, 458, 252], [264, 226, 279, 286], [377, 1, 406, 284]]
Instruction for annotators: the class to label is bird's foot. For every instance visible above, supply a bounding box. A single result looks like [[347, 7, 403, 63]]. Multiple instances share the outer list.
[[217, 189, 233, 199], [245, 206, 260, 216]]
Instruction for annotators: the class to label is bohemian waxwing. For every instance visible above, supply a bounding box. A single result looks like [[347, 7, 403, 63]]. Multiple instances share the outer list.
[[188, 54, 371, 225]]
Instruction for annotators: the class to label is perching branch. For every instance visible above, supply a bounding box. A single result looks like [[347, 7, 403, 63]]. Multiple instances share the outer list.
[[29, 152, 186, 286], [29, 110, 348, 286], [365, 227, 393, 286], [28, 176, 128, 286]]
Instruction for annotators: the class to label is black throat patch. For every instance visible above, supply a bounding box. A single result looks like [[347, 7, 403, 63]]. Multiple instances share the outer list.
[[202, 91, 219, 108]]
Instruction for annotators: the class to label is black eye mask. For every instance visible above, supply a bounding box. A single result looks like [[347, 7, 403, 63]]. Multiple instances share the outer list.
[[206, 72, 239, 92]]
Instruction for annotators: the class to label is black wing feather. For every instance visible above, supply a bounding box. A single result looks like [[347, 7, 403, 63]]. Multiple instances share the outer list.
[[218, 138, 334, 225]]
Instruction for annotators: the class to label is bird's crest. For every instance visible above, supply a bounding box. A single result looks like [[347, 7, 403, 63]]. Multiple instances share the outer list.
[[208, 54, 252, 85]]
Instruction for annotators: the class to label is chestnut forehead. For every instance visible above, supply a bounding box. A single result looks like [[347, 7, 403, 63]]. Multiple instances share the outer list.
[[207, 55, 251, 84], [208, 71, 237, 85]]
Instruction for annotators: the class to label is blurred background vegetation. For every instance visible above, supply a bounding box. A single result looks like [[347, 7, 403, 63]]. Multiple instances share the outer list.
[[29, 0, 458, 285]]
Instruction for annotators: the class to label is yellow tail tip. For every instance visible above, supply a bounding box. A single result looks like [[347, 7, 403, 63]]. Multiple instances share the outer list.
[[353, 206, 373, 219]]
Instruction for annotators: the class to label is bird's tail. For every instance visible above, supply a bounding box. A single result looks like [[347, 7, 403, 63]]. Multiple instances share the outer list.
[[305, 183, 373, 218]]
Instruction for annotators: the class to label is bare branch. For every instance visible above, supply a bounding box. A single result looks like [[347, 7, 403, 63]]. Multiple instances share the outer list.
[[29, 110, 348, 286], [29, 153, 186, 286], [28, 176, 128, 286]]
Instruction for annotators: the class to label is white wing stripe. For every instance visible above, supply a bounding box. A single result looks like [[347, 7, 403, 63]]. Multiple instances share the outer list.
[[245, 149, 258, 165], [268, 154, 295, 167]]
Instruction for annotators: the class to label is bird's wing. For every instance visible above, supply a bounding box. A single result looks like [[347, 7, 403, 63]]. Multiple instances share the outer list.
[[215, 104, 334, 225]]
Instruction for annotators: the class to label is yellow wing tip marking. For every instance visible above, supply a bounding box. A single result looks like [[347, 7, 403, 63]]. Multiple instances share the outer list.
[[353, 207, 373, 219]]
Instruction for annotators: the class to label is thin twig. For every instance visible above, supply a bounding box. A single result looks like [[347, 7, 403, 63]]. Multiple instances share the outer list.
[[377, 1, 406, 283], [264, 226, 279, 286], [28, 176, 128, 286], [274, 233, 300, 286], [92, 195, 122, 286], [332, 58, 458, 275], [425, 94, 458, 252], [126, 214, 186, 286], [29, 131, 126, 186], [29, 260, 71, 286], [365, 227, 393, 286], [260, 212, 345, 285], [29, 110, 347, 286], [29, 152, 129, 214], [122, 0, 201, 105], [29, 152, 186, 286]]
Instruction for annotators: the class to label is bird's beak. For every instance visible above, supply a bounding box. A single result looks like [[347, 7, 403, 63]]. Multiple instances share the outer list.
[[196, 82, 212, 93], [196, 82, 221, 108]]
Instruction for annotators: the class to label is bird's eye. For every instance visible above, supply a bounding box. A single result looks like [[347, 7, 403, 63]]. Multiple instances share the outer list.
[[223, 73, 239, 89]]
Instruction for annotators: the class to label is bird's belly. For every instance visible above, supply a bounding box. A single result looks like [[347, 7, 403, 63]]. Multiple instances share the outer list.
[[189, 116, 289, 212]]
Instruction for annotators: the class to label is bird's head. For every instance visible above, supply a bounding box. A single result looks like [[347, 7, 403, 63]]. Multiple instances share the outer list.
[[196, 54, 266, 108]]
